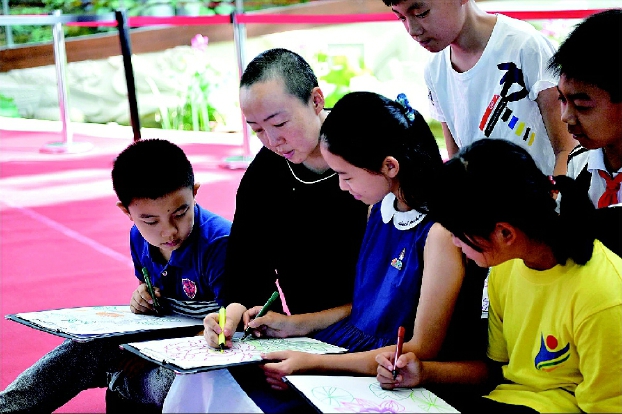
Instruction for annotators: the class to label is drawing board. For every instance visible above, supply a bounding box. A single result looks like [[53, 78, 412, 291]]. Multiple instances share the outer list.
[[122, 333, 348, 374], [286, 375, 459, 413], [6, 305, 203, 342]]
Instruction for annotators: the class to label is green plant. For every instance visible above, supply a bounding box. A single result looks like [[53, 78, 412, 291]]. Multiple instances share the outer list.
[[1, 3, 116, 47], [242, 0, 308, 12], [315, 51, 372, 108], [213, 1, 234, 15], [91, 0, 143, 15], [147, 34, 224, 132], [2, 6, 52, 45], [43, 0, 83, 13], [0, 94, 21, 118], [177, 67, 225, 130], [1, 0, 313, 46], [155, 67, 223, 132]]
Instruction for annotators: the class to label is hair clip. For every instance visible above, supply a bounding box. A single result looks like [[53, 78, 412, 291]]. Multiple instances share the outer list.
[[396, 93, 416, 122]]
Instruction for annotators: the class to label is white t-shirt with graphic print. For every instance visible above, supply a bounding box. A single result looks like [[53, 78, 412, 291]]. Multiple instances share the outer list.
[[425, 14, 558, 175]]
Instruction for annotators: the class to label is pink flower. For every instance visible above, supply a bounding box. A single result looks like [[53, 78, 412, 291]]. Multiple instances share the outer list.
[[337, 398, 405, 413], [191, 34, 209, 52]]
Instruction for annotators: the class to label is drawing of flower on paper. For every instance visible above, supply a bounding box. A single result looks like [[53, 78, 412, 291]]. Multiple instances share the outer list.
[[369, 382, 412, 401], [336, 398, 405, 413], [369, 382, 458, 413], [312, 386, 353, 407], [410, 390, 458, 413]]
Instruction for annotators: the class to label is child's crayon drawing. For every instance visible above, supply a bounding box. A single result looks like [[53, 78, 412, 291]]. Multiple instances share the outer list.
[[14, 305, 201, 336], [286, 376, 459, 413], [126, 335, 347, 371]]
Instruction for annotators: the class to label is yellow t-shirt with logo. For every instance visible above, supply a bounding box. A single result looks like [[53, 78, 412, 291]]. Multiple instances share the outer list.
[[486, 240, 622, 412]]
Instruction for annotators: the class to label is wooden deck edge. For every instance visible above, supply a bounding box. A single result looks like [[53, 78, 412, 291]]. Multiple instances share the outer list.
[[0, 0, 389, 72]]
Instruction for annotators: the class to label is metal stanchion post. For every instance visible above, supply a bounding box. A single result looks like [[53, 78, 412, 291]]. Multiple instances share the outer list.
[[40, 10, 93, 154], [221, 0, 254, 169], [115, 8, 141, 141], [2, 0, 13, 47]]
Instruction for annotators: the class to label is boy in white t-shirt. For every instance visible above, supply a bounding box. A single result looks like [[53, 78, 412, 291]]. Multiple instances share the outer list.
[[382, 0, 577, 176]]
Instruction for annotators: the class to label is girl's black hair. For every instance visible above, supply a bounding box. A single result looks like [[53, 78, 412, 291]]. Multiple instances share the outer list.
[[430, 139, 596, 265], [320, 91, 442, 213]]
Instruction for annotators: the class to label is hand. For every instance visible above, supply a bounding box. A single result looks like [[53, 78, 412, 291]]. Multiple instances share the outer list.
[[203, 303, 245, 349], [130, 283, 161, 314], [375, 351, 423, 389], [244, 308, 299, 339], [203, 312, 235, 349], [260, 351, 311, 391]]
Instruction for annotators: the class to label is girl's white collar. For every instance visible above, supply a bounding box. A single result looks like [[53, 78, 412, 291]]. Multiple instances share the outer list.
[[380, 193, 426, 230]]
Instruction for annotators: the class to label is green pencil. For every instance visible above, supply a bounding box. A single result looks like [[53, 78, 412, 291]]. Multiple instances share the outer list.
[[141, 267, 162, 316]]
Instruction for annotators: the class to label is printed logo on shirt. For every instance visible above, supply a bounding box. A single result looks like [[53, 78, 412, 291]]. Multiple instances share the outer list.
[[479, 62, 536, 146], [182, 278, 197, 299], [481, 276, 489, 319], [534, 333, 570, 372], [391, 248, 406, 270]]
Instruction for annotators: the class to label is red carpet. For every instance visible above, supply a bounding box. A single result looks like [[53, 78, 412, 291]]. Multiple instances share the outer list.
[[0, 123, 247, 412]]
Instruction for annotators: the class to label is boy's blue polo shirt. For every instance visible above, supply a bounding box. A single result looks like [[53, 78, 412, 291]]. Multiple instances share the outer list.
[[129, 204, 231, 314]]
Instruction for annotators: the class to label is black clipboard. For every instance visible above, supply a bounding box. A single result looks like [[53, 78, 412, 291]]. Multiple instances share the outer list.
[[120, 341, 266, 374], [120, 334, 348, 374]]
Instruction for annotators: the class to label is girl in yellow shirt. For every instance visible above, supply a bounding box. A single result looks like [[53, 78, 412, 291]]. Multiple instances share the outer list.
[[376, 138, 622, 413]]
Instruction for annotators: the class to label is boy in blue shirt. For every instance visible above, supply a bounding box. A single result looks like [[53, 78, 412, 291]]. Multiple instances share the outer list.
[[0, 138, 231, 413]]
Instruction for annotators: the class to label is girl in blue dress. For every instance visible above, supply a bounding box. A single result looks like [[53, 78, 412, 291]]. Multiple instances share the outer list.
[[236, 92, 487, 389]]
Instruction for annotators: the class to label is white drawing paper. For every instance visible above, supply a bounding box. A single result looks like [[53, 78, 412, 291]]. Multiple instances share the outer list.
[[11, 305, 201, 339], [125, 334, 348, 371], [286, 375, 459, 413]]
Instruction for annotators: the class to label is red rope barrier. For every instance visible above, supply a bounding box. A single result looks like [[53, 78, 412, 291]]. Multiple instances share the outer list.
[[234, 9, 608, 24], [235, 13, 397, 24], [63, 8, 613, 27], [490, 9, 609, 20]]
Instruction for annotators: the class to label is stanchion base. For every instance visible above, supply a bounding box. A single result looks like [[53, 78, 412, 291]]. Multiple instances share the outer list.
[[220, 155, 254, 170], [40, 141, 95, 154]]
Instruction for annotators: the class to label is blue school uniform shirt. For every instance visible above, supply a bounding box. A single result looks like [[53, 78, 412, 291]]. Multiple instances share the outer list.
[[313, 193, 433, 352], [129, 204, 231, 318]]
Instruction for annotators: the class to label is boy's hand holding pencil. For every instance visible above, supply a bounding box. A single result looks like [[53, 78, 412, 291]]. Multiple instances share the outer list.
[[130, 283, 162, 314], [141, 267, 162, 315], [129, 268, 163, 315]]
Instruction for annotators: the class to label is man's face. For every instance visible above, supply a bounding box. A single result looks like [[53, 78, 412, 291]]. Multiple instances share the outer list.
[[558, 74, 622, 150]]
